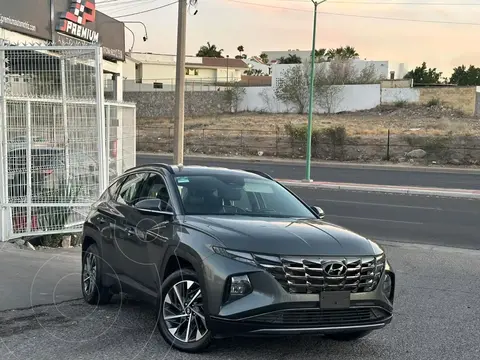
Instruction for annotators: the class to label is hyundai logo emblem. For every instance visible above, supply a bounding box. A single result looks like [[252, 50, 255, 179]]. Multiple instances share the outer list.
[[323, 261, 347, 277]]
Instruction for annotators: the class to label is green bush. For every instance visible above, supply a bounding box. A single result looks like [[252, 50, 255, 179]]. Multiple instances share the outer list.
[[427, 98, 440, 107], [284, 123, 347, 159]]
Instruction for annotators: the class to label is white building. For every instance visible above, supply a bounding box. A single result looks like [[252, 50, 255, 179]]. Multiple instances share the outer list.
[[121, 52, 248, 91], [271, 60, 390, 87]]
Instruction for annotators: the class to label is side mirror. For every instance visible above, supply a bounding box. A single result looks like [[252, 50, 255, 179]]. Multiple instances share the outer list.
[[135, 198, 174, 217], [311, 206, 325, 219]]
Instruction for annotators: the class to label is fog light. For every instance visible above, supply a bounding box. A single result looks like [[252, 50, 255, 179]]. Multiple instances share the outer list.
[[230, 275, 252, 295], [382, 273, 392, 299]]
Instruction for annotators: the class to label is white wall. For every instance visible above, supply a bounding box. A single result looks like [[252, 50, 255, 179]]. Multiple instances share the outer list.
[[244, 58, 270, 75], [381, 88, 419, 104], [271, 61, 388, 88], [122, 57, 137, 80], [239, 84, 381, 114]]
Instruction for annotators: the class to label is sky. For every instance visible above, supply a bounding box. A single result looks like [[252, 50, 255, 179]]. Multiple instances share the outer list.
[[97, 0, 480, 77]]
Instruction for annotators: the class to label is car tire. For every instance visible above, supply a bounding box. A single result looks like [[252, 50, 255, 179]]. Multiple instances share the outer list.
[[325, 330, 372, 341], [81, 243, 112, 305], [157, 268, 213, 353]]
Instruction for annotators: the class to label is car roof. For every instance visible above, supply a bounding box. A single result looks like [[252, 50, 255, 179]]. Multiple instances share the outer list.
[[127, 163, 271, 180]]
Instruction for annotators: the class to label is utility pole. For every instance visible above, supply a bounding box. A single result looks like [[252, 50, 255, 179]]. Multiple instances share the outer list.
[[304, 0, 326, 182], [173, 0, 187, 164]]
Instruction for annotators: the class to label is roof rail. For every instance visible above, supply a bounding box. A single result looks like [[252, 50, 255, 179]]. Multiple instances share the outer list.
[[243, 169, 273, 180], [129, 163, 175, 174]]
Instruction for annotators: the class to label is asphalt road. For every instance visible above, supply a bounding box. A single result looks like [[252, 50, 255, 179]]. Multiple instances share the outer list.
[[293, 188, 480, 250], [1, 242, 479, 360], [137, 154, 480, 190]]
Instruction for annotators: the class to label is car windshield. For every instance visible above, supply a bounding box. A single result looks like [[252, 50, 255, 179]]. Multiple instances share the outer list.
[[175, 174, 316, 218]]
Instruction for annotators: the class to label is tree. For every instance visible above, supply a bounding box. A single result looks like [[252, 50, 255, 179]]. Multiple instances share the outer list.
[[404, 62, 442, 84], [273, 57, 382, 114], [278, 54, 302, 64], [235, 45, 247, 60], [259, 53, 269, 64], [196, 42, 224, 57], [325, 46, 359, 61], [224, 82, 246, 113], [449, 65, 480, 85], [314, 48, 328, 62], [274, 65, 310, 113]]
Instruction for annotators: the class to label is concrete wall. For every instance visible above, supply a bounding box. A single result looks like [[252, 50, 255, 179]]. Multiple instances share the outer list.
[[238, 84, 381, 113], [381, 88, 420, 103], [271, 61, 388, 88], [381, 79, 412, 88], [123, 57, 137, 80], [123, 91, 229, 118]]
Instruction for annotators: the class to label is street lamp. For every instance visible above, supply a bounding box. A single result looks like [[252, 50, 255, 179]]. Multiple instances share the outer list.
[[304, 0, 327, 182]]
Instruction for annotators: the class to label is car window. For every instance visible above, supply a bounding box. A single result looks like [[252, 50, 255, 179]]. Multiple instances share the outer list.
[[138, 173, 172, 211], [117, 173, 147, 206], [99, 177, 124, 201], [174, 174, 315, 218]]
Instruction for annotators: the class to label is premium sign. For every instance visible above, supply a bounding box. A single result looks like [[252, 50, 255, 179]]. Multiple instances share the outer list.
[[56, 0, 99, 43]]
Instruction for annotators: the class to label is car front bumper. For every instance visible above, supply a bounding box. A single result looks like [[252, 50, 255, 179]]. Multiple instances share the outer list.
[[202, 252, 394, 337]]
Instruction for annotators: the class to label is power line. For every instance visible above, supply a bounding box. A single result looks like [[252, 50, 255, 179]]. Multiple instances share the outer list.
[[226, 0, 480, 26], [274, 0, 480, 5], [114, 0, 178, 18]]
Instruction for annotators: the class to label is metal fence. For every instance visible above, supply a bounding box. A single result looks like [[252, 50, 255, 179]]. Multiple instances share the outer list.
[[137, 126, 480, 165], [0, 43, 136, 241]]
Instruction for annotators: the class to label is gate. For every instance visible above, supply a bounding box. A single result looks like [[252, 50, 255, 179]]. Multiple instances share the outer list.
[[0, 43, 136, 241]]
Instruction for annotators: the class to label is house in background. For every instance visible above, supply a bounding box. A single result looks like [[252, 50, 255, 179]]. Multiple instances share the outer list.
[[244, 56, 271, 75], [120, 52, 248, 91]]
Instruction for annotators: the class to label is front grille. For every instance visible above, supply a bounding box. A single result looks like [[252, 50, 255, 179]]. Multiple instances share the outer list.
[[252, 253, 385, 294], [246, 308, 389, 327]]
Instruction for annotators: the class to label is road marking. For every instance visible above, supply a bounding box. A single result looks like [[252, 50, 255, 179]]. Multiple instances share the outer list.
[[327, 214, 424, 225], [315, 198, 440, 210]]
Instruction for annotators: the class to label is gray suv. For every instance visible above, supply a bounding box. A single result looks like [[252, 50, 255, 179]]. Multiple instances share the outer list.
[[81, 164, 395, 353]]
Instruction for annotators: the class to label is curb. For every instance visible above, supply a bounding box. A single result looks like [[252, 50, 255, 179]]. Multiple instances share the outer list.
[[137, 152, 480, 174], [279, 179, 480, 199]]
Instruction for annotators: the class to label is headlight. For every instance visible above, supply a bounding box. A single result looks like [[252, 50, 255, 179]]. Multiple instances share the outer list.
[[382, 273, 392, 297], [212, 246, 257, 266]]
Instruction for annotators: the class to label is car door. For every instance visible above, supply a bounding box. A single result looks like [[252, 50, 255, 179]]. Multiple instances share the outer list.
[[93, 176, 125, 279], [122, 172, 175, 296], [112, 171, 149, 286]]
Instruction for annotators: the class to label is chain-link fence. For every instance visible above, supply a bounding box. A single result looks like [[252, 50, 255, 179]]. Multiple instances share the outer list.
[[0, 43, 136, 241], [137, 126, 480, 165]]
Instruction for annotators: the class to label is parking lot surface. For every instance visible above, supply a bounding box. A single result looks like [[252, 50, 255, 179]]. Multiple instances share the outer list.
[[1, 241, 479, 360]]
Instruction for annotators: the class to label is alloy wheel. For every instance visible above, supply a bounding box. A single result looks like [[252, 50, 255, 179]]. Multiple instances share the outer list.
[[162, 280, 208, 343], [83, 252, 97, 296]]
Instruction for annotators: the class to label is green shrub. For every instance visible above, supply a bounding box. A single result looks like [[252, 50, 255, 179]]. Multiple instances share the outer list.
[[427, 98, 440, 107], [284, 123, 347, 159]]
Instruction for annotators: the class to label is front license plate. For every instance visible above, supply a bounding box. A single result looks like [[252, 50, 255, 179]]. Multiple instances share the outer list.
[[319, 291, 351, 309]]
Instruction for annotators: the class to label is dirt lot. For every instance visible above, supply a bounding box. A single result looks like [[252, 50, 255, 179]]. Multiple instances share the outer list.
[[137, 104, 480, 164]]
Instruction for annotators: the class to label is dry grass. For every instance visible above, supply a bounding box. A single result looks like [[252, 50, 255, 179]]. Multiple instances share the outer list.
[[138, 104, 480, 137]]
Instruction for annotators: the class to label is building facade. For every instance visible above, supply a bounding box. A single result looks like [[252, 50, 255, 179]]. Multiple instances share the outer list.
[[0, 0, 126, 99], [121, 52, 248, 91]]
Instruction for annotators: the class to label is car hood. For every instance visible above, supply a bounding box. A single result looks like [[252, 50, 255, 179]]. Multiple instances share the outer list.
[[183, 215, 377, 256]]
